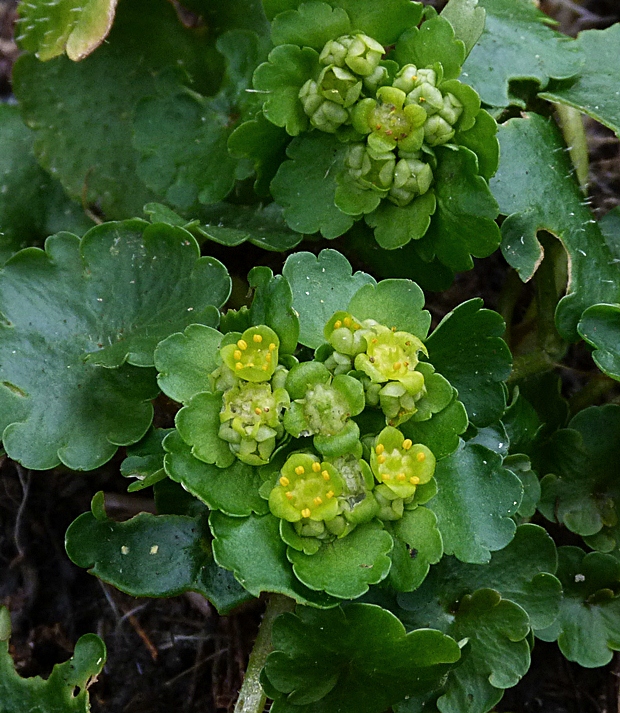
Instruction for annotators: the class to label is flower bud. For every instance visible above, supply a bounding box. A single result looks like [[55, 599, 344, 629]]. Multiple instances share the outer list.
[[344, 143, 396, 194], [392, 64, 419, 94], [317, 65, 362, 108], [324, 311, 368, 356], [406, 83, 444, 115], [388, 158, 434, 207], [424, 114, 455, 146], [299, 79, 349, 133], [320, 33, 384, 77], [439, 92, 463, 126]]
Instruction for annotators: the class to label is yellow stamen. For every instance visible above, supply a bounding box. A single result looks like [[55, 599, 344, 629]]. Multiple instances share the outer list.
[[262, 364, 269, 370], [301, 508, 311, 518], [334, 320, 342, 329], [353, 323, 360, 330], [393, 362, 402, 371], [314, 497, 323, 505], [410, 476, 420, 485], [391, 326, 397, 332], [412, 75, 418, 81], [280, 476, 290, 487], [403, 361, 409, 367], [378, 455, 386, 464], [372, 338, 378, 344], [376, 444, 385, 455], [402, 439, 412, 450], [253, 334, 263, 343], [234, 350, 242, 360], [237, 339, 248, 350], [416, 452, 426, 462], [322, 471, 330, 481], [269, 343, 276, 351], [286, 492, 294, 500], [235, 362, 244, 370], [247, 363, 254, 368], [265, 353, 272, 362], [312, 462, 321, 472], [326, 490, 334, 499], [343, 317, 351, 327], [419, 96, 426, 102], [382, 474, 391, 481], [397, 473, 406, 482], [295, 465, 305, 475], [255, 407, 262, 415]]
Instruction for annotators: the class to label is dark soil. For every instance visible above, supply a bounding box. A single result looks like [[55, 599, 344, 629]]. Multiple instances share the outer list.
[[1, 0, 620, 711]]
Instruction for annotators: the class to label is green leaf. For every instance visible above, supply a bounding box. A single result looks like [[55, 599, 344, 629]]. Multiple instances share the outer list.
[[254, 44, 319, 136], [427, 441, 522, 563], [578, 304, 620, 380], [0, 605, 106, 712], [389, 507, 443, 592], [401, 395, 468, 461], [421, 147, 501, 272], [366, 192, 437, 250], [288, 521, 393, 599], [347, 279, 431, 340], [16, 0, 118, 61], [455, 109, 499, 181], [249, 266, 300, 354], [441, 0, 486, 57], [0, 104, 93, 264], [271, 134, 355, 239], [460, 0, 581, 108], [66, 505, 252, 614], [491, 113, 619, 341], [282, 249, 375, 349], [540, 25, 620, 138], [264, 604, 460, 713], [155, 324, 223, 405], [501, 388, 541, 455], [209, 511, 339, 607], [163, 430, 268, 516], [120, 427, 171, 493], [176, 391, 236, 468], [426, 299, 511, 427], [193, 202, 303, 252], [394, 16, 466, 82], [271, 2, 350, 49], [13, 0, 216, 219], [504, 454, 541, 520], [536, 547, 620, 668], [538, 405, 620, 542]]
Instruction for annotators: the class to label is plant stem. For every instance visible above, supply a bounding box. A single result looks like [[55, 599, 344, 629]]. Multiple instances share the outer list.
[[234, 594, 295, 713], [555, 103, 589, 192]]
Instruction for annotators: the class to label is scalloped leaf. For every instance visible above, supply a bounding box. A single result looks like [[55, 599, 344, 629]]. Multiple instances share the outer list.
[[66, 506, 252, 614], [504, 454, 540, 520], [0, 104, 93, 263], [540, 24, 620, 138], [264, 604, 460, 713], [455, 109, 499, 181], [388, 507, 443, 592], [16, 0, 118, 61], [460, 0, 581, 108], [491, 113, 619, 341], [425, 299, 511, 427], [365, 191, 437, 250], [441, 0, 486, 56], [120, 427, 171, 492], [282, 249, 375, 349], [209, 512, 339, 607], [163, 430, 268, 516], [347, 279, 431, 340], [538, 405, 620, 541], [0, 606, 105, 712], [401, 395, 468, 461], [288, 521, 393, 599], [249, 266, 300, 353], [418, 147, 501, 272], [271, 134, 354, 239], [427, 441, 522, 564], [536, 547, 620, 668], [13, 0, 217, 219], [578, 304, 620, 380], [271, 2, 350, 49]]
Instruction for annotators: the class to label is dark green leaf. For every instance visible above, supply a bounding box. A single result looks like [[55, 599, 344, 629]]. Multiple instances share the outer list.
[[0, 606, 106, 712], [460, 0, 581, 108], [264, 604, 460, 713], [66, 505, 252, 613], [491, 113, 618, 340], [504, 454, 540, 520], [282, 249, 375, 348], [578, 304, 620, 381], [121, 427, 171, 492], [366, 192, 436, 250]]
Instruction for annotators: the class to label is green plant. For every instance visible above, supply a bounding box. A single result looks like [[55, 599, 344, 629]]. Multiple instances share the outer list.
[[2, 0, 620, 711]]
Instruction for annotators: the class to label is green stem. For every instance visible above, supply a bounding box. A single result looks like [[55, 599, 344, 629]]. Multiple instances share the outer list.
[[234, 594, 296, 713], [555, 103, 589, 192]]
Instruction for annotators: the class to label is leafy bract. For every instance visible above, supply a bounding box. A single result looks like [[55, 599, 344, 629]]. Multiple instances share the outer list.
[[0, 104, 92, 263], [271, 134, 355, 239], [460, 0, 581, 108], [401, 396, 468, 461], [578, 304, 620, 381], [538, 405, 620, 543], [209, 512, 338, 607], [0, 606, 105, 713], [120, 427, 170, 492], [426, 441, 522, 564], [271, 2, 351, 50], [365, 192, 436, 250], [263, 604, 460, 713], [17, 0, 118, 61], [249, 266, 300, 353], [282, 249, 375, 349], [13, 0, 216, 219], [66, 503, 252, 614], [491, 113, 619, 340], [540, 24, 620, 139], [419, 147, 501, 272], [0, 220, 229, 471], [441, 0, 486, 56], [537, 547, 620, 668], [425, 299, 511, 427]]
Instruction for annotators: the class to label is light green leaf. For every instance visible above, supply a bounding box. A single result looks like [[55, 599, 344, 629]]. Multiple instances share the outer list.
[[282, 249, 375, 348], [428, 441, 522, 563], [176, 391, 236, 468], [271, 2, 350, 49], [17, 0, 118, 61], [455, 109, 499, 181], [271, 134, 355, 239], [249, 266, 300, 353], [491, 113, 619, 340], [460, 0, 581, 108], [389, 507, 443, 592], [366, 192, 437, 250], [0, 606, 106, 712], [441, 0, 486, 57], [401, 395, 468, 461], [540, 24, 620, 138]]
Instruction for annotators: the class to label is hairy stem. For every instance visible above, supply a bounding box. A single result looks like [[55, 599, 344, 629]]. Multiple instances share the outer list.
[[234, 594, 296, 713]]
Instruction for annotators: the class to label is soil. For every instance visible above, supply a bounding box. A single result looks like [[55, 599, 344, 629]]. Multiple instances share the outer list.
[[1, 1, 620, 711]]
